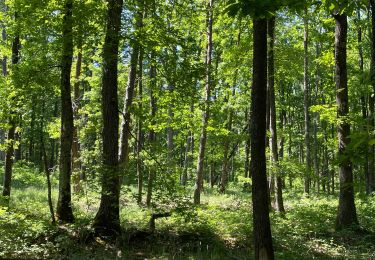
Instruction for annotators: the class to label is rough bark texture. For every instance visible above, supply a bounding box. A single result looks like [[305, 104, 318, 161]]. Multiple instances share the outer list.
[[267, 17, 284, 213], [251, 18, 275, 260], [56, 0, 74, 223], [194, 0, 213, 205], [303, 7, 311, 195], [334, 13, 359, 230], [92, 0, 123, 236]]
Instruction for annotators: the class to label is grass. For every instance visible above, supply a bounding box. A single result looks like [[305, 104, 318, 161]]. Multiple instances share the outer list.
[[1, 164, 375, 259]]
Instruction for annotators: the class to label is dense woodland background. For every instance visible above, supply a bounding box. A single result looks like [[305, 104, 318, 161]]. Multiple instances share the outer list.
[[1, 0, 375, 259]]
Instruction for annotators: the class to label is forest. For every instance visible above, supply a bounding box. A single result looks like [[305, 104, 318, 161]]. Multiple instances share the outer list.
[[1, 0, 375, 259]]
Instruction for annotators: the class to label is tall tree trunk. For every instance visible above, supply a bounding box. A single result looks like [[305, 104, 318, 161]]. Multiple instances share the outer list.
[[194, 0, 213, 205], [146, 55, 157, 207], [357, 9, 368, 195], [368, 0, 375, 194], [119, 4, 143, 182], [334, 13, 359, 230], [2, 11, 20, 203], [303, 7, 311, 195], [136, 47, 144, 204], [251, 18, 274, 260], [92, 0, 123, 236], [72, 42, 83, 193], [56, 0, 74, 223], [268, 17, 284, 213]]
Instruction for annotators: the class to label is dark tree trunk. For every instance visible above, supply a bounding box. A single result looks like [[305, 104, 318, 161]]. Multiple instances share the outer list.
[[56, 0, 74, 223], [244, 108, 251, 178], [194, 0, 213, 205], [251, 18, 274, 260], [267, 17, 284, 213], [92, 0, 123, 236], [333, 13, 359, 230]]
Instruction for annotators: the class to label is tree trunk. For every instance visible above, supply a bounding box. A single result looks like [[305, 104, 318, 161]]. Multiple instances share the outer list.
[[268, 17, 284, 213], [334, 13, 359, 230], [136, 47, 144, 205], [56, 0, 74, 223], [303, 7, 311, 195], [2, 11, 20, 203], [251, 18, 274, 260], [194, 0, 213, 205], [92, 0, 123, 236], [72, 44, 83, 193], [146, 55, 157, 207], [368, 0, 375, 194], [245, 108, 250, 178]]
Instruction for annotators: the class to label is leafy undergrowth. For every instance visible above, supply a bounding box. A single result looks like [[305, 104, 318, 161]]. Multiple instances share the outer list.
[[2, 166, 375, 259]]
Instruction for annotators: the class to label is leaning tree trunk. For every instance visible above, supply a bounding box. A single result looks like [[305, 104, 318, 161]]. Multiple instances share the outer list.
[[56, 0, 75, 223], [267, 17, 284, 213], [92, 0, 123, 236], [194, 0, 214, 205], [251, 18, 275, 260], [303, 6, 311, 195], [2, 11, 20, 204], [334, 13, 359, 230]]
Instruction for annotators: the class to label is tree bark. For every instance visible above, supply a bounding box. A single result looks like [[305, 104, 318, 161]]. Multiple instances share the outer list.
[[267, 17, 284, 213], [2, 10, 20, 203], [194, 0, 213, 205], [334, 13, 359, 230], [303, 7, 311, 195], [56, 0, 74, 223], [146, 55, 157, 207], [251, 18, 274, 260], [136, 47, 144, 205], [72, 44, 83, 193], [92, 0, 123, 236]]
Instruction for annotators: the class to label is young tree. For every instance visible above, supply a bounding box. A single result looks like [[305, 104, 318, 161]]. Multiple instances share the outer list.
[[194, 0, 214, 204], [92, 0, 123, 236]]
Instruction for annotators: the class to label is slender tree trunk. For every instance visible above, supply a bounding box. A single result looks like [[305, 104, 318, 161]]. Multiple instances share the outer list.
[[368, 0, 375, 194], [303, 7, 311, 195], [194, 0, 214, 205], [146, 56, 157, 207], [92, 0, 123, 236], [251, 18, 274, 260], [56, 0, 74, 223], [334, 13, 359, 230], [72, 43, 83, 193], [136, 47, 144, 204], [268, 17, 284, 213], [2, 11, 20, 203], [41, 102, 55, 224], [357, 9, 368, 195]]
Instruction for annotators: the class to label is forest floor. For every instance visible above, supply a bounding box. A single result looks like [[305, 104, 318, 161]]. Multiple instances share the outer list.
[[1, 163, 375, 259]]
